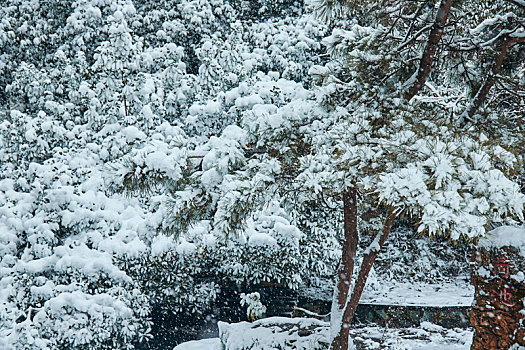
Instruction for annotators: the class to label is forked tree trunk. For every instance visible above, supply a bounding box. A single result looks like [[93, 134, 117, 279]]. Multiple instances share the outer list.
[[330, 192, 397, 350]]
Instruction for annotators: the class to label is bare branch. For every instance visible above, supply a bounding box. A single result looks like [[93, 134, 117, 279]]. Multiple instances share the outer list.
[[504, 0, 525, 10], [463, 35, 525, 119], [397, 23, 434, 52], [404, 0, 455, 101]]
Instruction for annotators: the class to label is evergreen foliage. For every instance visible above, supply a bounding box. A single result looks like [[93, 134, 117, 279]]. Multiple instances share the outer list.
[[0, 0, 523, 349], [0, 1, 331, 348]]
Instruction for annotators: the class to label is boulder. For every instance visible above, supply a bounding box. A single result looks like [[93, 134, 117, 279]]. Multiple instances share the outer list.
[[218, 317, 329, 350]]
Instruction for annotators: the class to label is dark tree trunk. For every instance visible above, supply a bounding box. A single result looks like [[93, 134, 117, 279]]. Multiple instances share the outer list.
[[330, 204, 397, 350], [470, 245, 525, 349], [330, 190, 358, 350], [404, 0, 455, 101], [342, 208, 396, 325]]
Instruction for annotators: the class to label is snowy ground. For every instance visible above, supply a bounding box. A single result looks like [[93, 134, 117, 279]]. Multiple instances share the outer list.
[[360, 280, 474, 307], [173, 323, 473, 350], [174, 278, 474, 350], [173, 338, 221, 350], [300, 278, 474, 307], [349, 322, 472, 349]]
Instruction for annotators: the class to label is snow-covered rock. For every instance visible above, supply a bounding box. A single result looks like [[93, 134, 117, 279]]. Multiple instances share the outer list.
[[218, 317, 329, 350], [173, 338, 221, 350], [479, 226, 525, 251]]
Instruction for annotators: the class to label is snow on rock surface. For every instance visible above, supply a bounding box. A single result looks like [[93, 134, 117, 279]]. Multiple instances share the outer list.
[[173, 338, 221, 350], [218, 317, 329, 350], [478, 225, 525, 250]]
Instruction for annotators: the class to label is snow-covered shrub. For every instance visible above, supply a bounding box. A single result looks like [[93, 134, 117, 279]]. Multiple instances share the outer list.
[[216, 204, 303, 289], [0, 246, 151, 349], [240, 292, 266, 321], [120, 238, 219, 316], [231, 0, 303, 19], [0, 147, 155, 348]]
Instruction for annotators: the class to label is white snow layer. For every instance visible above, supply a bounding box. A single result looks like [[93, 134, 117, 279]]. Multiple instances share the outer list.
[[218, 317, 329, 350], [360, 280, 474, 307], [176, 318, 473, 350], [301, 279, 474, 307], [173, 338, 221, 350], [479, 225, 525, 250]]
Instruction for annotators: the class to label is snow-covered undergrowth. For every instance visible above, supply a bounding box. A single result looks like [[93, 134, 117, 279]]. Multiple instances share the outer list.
[[0, 1, 338, 348], [176, 317, 473, 350]]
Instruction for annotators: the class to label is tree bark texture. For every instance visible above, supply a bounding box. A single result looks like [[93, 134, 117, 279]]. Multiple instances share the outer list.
[[342, 208, 396, 325], [330, 205, 397, 350], [330, 190, 359, 350], [470, 245, 525, 350], [404, 0, 455, 101]]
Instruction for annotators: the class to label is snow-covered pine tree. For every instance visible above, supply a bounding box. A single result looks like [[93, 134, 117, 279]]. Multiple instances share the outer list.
[[196, 40, 224, 98], [312, 0, 525, 348]]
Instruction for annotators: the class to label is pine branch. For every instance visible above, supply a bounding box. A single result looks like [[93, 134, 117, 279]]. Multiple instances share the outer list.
[[463, 35, 525, 121], [404, 0, 455, 101], [504, 0, 525, 9]]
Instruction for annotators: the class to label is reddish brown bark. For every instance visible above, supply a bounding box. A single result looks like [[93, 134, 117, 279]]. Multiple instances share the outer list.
[[331, 206, 397, 350], [470, 245, 525, 349], [331, 189, 359, 350], [342, 208, 397, 328], [464, 36, 525, 120], [405, 0, 455, 101]]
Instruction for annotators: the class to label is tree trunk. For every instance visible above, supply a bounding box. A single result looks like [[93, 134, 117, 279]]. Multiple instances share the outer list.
[[330, 205, 397, 350], [470, 245, 525, 349], [343, 208, 396, 326], [330, 189, 358, 350], [404, 0, 455, 101]]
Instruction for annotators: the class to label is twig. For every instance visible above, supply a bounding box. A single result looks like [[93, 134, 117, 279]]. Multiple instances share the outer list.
[[294, 307, 330, 319]]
